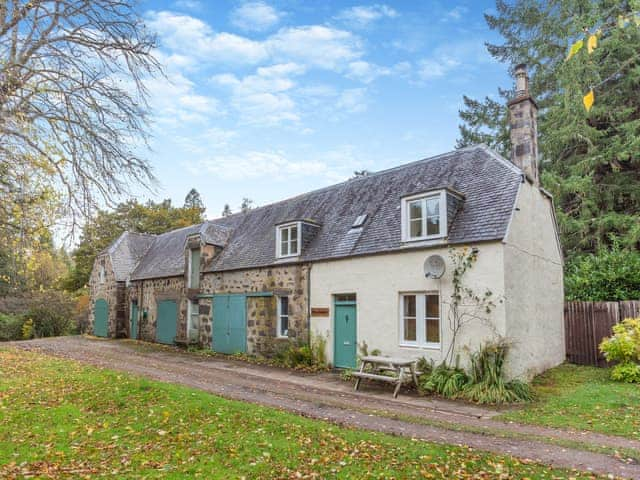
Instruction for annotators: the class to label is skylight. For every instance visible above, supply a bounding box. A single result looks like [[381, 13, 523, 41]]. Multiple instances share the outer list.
[[352, 214, 367, 229]]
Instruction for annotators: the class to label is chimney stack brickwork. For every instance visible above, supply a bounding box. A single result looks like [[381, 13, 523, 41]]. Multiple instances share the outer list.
[[508, 64, 539, 184]]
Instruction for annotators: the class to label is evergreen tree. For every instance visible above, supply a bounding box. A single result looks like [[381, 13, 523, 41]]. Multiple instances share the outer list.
[[457, 0, 640, 257], [240, 198, 254, 213], [184, 188, 205, 211], [221, 204, 233, 217]]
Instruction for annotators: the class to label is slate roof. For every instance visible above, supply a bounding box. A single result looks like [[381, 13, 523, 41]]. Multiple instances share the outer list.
[[105, 231, 155, 281], [125, 145, 523, 279]]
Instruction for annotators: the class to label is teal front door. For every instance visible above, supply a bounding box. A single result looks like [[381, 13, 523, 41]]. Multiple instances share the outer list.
[[156, 300, 177, 344], [212, 294, 247, 354], [334, 301, 357, 369], [93, 299, 108, 337], [130, 302, 138, 340]]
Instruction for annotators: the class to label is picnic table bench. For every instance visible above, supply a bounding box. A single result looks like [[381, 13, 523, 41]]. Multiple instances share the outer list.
[[352, 355, 419, 398]]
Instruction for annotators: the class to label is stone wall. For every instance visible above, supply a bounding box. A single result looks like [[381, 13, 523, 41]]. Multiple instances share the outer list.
[[88, 254, 119, 338], [132, 276, 186, 342], [103, 236, 310, 356], [200, 264, 310, 355]]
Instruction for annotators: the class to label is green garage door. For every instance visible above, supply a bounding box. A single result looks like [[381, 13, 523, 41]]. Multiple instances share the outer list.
[[156, 299, 177, 345], [212, 294, 247, 354], [93, 299, 109, 337]]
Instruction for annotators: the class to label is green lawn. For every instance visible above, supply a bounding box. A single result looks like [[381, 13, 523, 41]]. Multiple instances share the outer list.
[[499, 363, 640, 439], [0, 349, 604, 479]]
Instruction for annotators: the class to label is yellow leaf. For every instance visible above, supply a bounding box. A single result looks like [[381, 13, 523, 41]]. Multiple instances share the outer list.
[[566, 39, 583, 60], [587, 34, 597, 54], [583, 90, 594, 112]]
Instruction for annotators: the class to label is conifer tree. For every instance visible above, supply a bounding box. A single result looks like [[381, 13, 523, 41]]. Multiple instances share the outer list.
[[457, 0, 640, 256]]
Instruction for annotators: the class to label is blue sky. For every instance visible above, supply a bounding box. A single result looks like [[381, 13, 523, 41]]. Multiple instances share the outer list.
[[137, 0, 510, 218]]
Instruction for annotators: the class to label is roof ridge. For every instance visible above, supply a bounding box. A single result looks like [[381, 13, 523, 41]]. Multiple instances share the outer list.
[[208, 146, 482, 224]]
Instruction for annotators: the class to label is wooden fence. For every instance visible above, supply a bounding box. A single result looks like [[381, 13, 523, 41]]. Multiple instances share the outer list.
[[565, 300, 640, 366]]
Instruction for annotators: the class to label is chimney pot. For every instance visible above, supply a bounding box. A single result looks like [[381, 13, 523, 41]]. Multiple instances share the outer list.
[[514, 63, 529, 98]]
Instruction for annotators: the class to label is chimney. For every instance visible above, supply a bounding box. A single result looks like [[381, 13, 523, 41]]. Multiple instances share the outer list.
[[508, 64, 538, 184]]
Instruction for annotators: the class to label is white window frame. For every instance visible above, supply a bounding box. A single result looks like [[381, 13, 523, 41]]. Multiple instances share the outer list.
[[276, 296, 289, 338], [399, 292, 441, 349], [400, 190, 447, 242], [276, 222, 301, 258], [99, 265, 106, 284]]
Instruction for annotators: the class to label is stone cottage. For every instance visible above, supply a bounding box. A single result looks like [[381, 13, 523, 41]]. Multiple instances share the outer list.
[[89, 65, 565, 379]]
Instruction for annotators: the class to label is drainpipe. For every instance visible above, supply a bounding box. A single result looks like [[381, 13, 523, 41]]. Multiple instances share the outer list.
[[139, 280, 144, 340], [307, 263, 312, 346]]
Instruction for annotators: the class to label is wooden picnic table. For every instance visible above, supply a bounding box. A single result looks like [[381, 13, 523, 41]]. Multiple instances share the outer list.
[[352, 355, 419, 398]]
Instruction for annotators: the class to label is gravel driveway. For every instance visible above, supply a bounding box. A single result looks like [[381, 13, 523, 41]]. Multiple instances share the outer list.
[[8, 336, 640, 479]]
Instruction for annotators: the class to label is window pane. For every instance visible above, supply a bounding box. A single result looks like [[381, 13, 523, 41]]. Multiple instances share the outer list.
[[280, 315, 289, 336], [280, 297, 289, 316], [403, 295, 416, 317], [290, 238, 298, 255], [335, 294, 356, 302], [409, 200, 422, 220], [404, 317, 416, 341], [281, 228, 289, 242], [427, 216, 440, 235], [410, 219, 423, 238], [426, 319, 439, 343], [425, 294, 439, 318], [281, 239, 289, 256], [426, 197, 439, 216], [290, 225, 298, 239]]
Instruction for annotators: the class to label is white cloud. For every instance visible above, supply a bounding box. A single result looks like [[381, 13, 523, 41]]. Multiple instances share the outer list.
[[146, 11, 268, 64], [211, 63, 306, 125], [148, 12, 362, 72], [145, 71, 222, 126], [335, 4, 398, 28], [443, 5, 468, 22], [336, 88, 368, 114], [190, 151, 328, 181], [346, 60, 411, 83], [268, 25, 363, 70], [416, 41, 493, 82], [417, 56, 461, 80], [172, 0, 201, 11], [230, 1, 282, 32], [175, 127, 237, 155]]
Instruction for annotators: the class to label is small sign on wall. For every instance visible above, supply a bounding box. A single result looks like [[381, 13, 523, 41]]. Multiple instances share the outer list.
[[311, 307, 330, 317]]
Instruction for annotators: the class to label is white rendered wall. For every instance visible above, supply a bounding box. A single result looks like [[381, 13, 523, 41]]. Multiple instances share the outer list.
[[503, 181, 565, 379], [309, 243, 507, 369]]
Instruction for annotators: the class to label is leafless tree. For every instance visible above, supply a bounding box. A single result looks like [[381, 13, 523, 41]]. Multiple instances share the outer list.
[[0, 0, 161, 234]]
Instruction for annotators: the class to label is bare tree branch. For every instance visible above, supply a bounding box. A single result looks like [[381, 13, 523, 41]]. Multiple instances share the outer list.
[[0, 0, 162, 233]]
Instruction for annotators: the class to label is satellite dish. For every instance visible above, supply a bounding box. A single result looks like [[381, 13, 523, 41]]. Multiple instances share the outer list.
[[424, 254, 445, 279]]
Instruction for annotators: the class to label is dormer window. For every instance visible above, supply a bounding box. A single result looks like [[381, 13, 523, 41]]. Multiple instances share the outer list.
[[401, 191, 447, 242], [277, 222, 301, 258]]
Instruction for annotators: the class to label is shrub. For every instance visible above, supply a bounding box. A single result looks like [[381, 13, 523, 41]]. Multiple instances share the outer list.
[[565, 242, 640, 301], [21, 318, 34, 340], [419, 340, 534, 404], [274, 342, 315, 368], [600, 318, 640, 382], [611, 362, 640, 383], [461, 339, 534, 404], [0, 313, 24, 341], [23, 291, 75, 338], [419, 359, 469, 398], [310, 332, 328, 366]]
